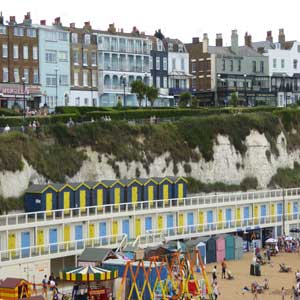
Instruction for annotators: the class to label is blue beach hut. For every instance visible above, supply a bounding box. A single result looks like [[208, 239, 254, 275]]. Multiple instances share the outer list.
[[55, 183, 75, 215], [73, 182, 92, 212], [88, 181, 108, 211], [102, 180, 126, 210], [123, 178, 143, 208], [140, 178, 159, 208]]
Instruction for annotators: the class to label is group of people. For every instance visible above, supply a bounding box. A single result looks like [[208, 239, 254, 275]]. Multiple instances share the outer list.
[[277, 236, 300, 253], [42, 273, 59, 300]]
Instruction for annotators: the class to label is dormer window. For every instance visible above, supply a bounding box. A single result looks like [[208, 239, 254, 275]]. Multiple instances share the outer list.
[[71, 33, 78, 43], [178, 44, 184, 52]]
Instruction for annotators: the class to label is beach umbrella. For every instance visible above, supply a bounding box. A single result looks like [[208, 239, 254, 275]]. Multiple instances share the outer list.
[[265, 238, 277, 244], [285, 236, 294, 241], [59, 266, 118, 282]]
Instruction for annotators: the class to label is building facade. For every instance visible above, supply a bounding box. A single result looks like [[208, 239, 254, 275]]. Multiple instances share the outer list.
[[36, 18, 71, 110], [96, 24, 151, 107], [0, 13, 41, 109], [68, 22, 98, 107]]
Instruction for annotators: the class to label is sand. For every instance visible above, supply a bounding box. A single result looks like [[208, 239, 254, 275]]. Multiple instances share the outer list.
[[201, 251, 300, 300]]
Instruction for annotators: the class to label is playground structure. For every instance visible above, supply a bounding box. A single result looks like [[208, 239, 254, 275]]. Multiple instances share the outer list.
[[116, 249, 213, 300], [0, 278, 31, 300]]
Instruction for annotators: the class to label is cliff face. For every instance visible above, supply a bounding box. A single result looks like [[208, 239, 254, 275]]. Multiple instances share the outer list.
[[3, 129, 299, 199]]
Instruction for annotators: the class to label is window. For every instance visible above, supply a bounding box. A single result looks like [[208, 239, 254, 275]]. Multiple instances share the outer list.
[[59, 51, 68, 62], [83, 51, 88, 66], [59, 75, 68, 86], [168, 43, 173, 51], [260, 61, 264, 73], [84, 98, 89, 105], [14, 68, 19, 83], [252, 61, 256, 72], [83, 71, 88, 86], [73, 50, 79, 65], [92, 72, 97, 87], [156, 76, 160, 88], [181, 58, 185, 71], [238, 60, 241, 72], [27, 28, 36, 38], [71, 33, 78, 43], [23, 46, 28, 60], [91, 52, 96, 66], [157, 40, 163, 51], [273, 58, 277, 68], [294, 59, 298, 70], [33, 69, 39, 84], [222, 59, 225, 71], [23, 68, 29, 84], [281, 59, 285, 68], [163, 57, 167, 71], [33, 46, 38, 60], [2, 44, 8, 58], [192, 78, 197, 89], [14, 27, 24, 36], [156, 57, 160, 70], [178, 44, 184, 52], [0, 25, 6, 34], [45, 50, 57, 63], [119, 38, 126, 52], [13, 45, 19, 59], [2, 67, 8, 82], [74, 72, 79, 86], [192, 62, 196, 72], [46, 74, 57, 86], [172, 58, 176, 70], [58, 32, 68, 41], [298, 45, 300, 53], [230, 60, 233, 71], [84, 34, 91, 45], [163, 76, 168, 88], [46, 31, 57, 41]]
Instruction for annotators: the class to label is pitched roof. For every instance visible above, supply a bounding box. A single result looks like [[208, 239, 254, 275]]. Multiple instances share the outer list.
[[0, 278, 28, 288], [78, 248, 116, 262], [208, 45, 264, 57]]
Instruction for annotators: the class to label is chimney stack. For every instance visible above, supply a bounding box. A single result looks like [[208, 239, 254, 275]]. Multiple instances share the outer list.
[[202, 33, 209, 53], [244, 32, 252, 47], [40, 20, 46, 25], [70, 22, 75, 29], [84, 21, 92, 30], [192, 37, 200, 44], [216, 33, 223, 47], [108, 23, 116, 33], [9, 16, 16, 25], [54, 17, 62, 26], [231, 29, 239, 53], [23, 12, 32, 26], [266, 31, 273, 43], [0, 12, 4, 26], [278, 28, 285, 48]]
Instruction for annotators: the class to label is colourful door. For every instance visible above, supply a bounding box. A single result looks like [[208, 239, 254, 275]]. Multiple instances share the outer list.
[[37, 229, 44, 252], [178, 183, 184, 203], [158, 215, 163, 232], [163, 184, 169, 205], [80, 190, 86, 213], [270, 203, 275, 222], [99, 222, 107, 245], [64, 225, 70, 249], [132, 187, 138, 208], [187, 212, 194, 232], [114, 188, 120, 209], [112, 221, 118, 242], [148, 186, 154, 207], [293, 202, 299, 219], [167, 215, 174, 235], [75, 225, 83, 249], [260, 205, 266, 223], [198, 211, 204, 231], [236, 207, 241, 226], [178, 213, 184, 234], [226, 208, 232, 227], [254, 205, 259, 224], [8, 233, 16, 258], [135, 218, 141, 237], [122, 219, 130, 240], [21, 232, 30, 258], [287, 202, 292, 220], [46, 193, 52, 217], [218, 209, 223, 229], [89, 224, 95, 246], [244, 207, 250, 225], [277, 203, 283, 222], [64, 192, 70, 215], [97, 189, 103, 211], [145, 217, 152, 232], [49, 228, 58, 253]]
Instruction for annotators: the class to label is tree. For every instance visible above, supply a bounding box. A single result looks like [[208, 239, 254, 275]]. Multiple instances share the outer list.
[[179, 92, 192, 108], [230, 92, 238, 107], [146, 86, 159, 107], [131, 80, 147, 108], [191, 96, 198, 108]]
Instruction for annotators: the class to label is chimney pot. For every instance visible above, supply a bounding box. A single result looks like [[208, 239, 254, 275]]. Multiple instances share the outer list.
[[231, 29, 239, 53], [9, 16, 16, 23], [40, 20, 46, 25], [202, 33, 209, 53], [244, 32, 252, 47], [216, 33, 223, 47], [192, 37, 200, 44], [70, 22, 75, 28], [278, 28, 285, 48], [266, 30, 273, 43]]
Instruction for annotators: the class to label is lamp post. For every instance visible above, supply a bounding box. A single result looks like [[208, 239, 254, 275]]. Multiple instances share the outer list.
[[21, 77, 26, 119], [214, 74, 221, 107], [144, 73, 149, 108], [54, 67, 58, 109], [244, 74, 248, 106], [121, 74, 126, 108]]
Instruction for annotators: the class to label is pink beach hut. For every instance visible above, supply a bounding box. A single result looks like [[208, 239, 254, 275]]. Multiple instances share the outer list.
[[214, 235, 225, 262]]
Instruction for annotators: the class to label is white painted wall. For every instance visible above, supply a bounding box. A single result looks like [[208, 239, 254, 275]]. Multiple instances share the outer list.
[[168, 52, 189, 75], [69, 90, 99, 107]]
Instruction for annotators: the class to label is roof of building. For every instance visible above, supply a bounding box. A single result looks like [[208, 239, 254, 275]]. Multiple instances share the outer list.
[[0, 278, 28, 288], [78, 248, 116, 262], [208, 45, 264, 57]]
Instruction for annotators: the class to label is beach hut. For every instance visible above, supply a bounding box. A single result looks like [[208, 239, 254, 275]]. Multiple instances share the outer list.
[[140, 178, 159, 208], [172, 177, 188, 200], [123, 178, 143, 208], [55, 183, 76, 215], [103, 180, 126, 211], [0, 278, 31, 300], [214, 235, 226, 262], [185, 237, 207, 265], [199, 237, 216, 264], [24, 184, 57, 215], [88, 181, 109, 211], [73, 182, 92, 213], [154, 177, 174, 207], [225, 235, 235, 260], [234, 236, 244, 260]]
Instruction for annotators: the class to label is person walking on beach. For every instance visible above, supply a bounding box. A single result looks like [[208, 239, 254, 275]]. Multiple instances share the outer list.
[[221, 258, 227, 279], [281, 287, 286, 300], [212, 281, 220, 300], [252, 285, 258, 300], [42, 275, 48, 300], [212, 265, 217, 281]]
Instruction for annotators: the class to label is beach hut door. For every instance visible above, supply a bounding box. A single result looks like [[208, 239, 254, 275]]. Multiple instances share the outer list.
[[49, 228, 58, 253], [75, 225, 83, 249], [277, 203, 283, 222], [187, 212, 194, 233], [145, 217, 152, 232], [167, 215, 174, 235], [46, 193, 52, 216], [122, 219, 130, 240], [21, 232, 30, 258], [80, 190, 86, 212], [99, 222, 107, 245], [225, 208, 232, 228]]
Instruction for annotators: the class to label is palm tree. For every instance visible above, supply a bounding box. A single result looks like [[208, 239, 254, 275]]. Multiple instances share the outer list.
[[145, 86, 159, 107], [131, 80, 147, 108]]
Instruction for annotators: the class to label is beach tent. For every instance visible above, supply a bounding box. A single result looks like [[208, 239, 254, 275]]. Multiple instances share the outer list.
[[199, 237, 216, 264], [234, 236, 244, 260], [185, 237, 207, 265], [214, 235, 225, 262], [224, 235, 235, 260]]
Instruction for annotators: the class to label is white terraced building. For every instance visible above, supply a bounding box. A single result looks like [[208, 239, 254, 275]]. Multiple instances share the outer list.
[[0, 187, 299, 281]]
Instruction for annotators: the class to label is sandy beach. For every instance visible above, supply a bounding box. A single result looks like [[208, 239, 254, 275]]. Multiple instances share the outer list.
[[202, 251, 300, 300]]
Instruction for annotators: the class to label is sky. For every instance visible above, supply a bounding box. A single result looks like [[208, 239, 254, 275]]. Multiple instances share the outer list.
[[1, 0, 299, 45]]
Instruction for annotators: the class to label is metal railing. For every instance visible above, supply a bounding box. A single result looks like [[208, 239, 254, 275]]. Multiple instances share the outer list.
[[1, 187, 299, 230]]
